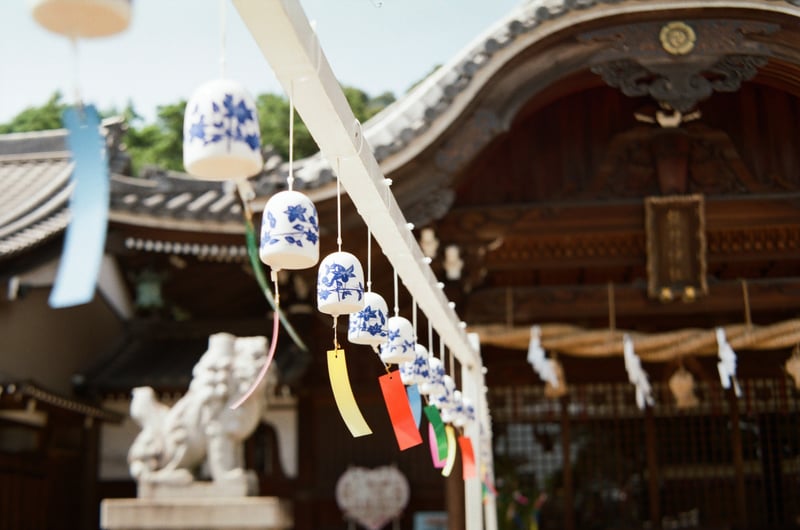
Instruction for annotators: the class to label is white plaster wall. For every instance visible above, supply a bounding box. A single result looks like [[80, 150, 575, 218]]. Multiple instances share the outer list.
[[0, 288, 122, 395]]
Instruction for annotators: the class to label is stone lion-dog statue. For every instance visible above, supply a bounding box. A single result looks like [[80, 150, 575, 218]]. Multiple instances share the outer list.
[[127, 332, 277, 491]]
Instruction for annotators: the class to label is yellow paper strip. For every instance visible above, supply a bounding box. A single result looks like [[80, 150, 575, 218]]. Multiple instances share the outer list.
[[442, 425, 457, 477], [327, 349, 372, 437]]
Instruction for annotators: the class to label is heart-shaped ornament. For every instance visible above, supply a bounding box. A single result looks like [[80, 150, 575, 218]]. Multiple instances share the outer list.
[[335, 466, 410, 530]]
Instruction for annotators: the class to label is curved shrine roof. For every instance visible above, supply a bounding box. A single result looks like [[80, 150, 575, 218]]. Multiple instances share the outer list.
[[2, 0, 799, 260]]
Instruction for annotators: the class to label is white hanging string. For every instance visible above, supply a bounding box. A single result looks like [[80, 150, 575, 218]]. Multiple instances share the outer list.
[[366, 227, 372, 292], [219, 0, 227, 79], [287, 82, 295, 191], [393, 268, 399, 317], [70, 37, 82, 107], [428, 318, 433, 350], [412, 297, 418, 341], [336, 158, 342, 252]]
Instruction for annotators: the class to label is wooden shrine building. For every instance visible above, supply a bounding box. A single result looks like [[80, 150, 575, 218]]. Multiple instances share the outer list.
[[3, 0, 800, 529]]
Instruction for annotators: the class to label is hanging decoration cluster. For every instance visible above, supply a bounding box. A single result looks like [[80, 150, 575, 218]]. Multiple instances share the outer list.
[[41, 0, 491, 484], [179, 0, 316, 410]]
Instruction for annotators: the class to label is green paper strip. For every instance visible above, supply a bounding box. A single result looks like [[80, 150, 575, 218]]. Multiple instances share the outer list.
[[424, 404, 448, 461], [243, 217, 308, 352]]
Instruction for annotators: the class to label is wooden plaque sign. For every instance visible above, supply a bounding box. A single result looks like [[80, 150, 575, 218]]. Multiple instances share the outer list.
[[645, 194, 707, 302]]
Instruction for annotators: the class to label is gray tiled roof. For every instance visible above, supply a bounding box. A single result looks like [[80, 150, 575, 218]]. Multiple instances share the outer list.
[[3, 0, 797, 258], [0, 154, 72, 258], [277, 0, 800, 184]]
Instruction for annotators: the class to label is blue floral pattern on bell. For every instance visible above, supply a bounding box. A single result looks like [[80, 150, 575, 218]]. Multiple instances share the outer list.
[[348, 291, 389, 348], [183, 79, 263, 180], [264, 203, 318, 248], [317, 251, 365, 316], [419, 357, 446, 396], [378, 316, 416, 364], [260, 190, 319, 271], [186, 93, 260, 152], [400, 344, 429, 385]]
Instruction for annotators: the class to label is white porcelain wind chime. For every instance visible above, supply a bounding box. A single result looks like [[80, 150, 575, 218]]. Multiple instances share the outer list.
[[317, 160, 373, 437], [30, 0, 131, 38], [29, 0, 132, 310], [347, 227, 389, 352], [180, 0, 320, 408]]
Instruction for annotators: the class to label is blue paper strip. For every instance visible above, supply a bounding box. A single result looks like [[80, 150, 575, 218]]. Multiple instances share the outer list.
[[49, 105, 109, 308], [406, 384, 422, 428]]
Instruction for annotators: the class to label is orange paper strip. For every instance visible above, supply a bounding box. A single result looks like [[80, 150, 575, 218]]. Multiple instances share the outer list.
[[379, 372, 423, 450], [328, 349, 372, 437], [458, 436, 477, 480], [442, 425, 457, 477]]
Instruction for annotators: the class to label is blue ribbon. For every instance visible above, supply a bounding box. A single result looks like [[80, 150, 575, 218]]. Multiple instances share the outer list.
[[49, 105, 109, 308], [406, 383, 422, 428]]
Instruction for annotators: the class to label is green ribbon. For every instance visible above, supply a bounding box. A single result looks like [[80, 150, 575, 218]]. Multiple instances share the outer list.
[[243, 216, 309, 352], [424, 404, 448, 460]]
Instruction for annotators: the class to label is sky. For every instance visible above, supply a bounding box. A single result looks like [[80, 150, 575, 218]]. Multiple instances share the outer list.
[[0, 0, 522, 124]]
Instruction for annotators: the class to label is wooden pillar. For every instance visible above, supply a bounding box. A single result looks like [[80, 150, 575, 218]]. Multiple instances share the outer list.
[[727, 390, 748, 528], [644, 407, 661, 530], [560, 396, 575, 530], [82, 417, 100, 530], [446, 455, 465, 530], [293, 390, 315, 530]]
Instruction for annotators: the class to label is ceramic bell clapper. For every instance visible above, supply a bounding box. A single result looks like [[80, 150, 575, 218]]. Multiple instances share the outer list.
[[379, 316, 416, 364], [183, 79, 264, 181], [348, 291, 389, 347], [260, 191, 319, 270], [317, 251, 365, 315], [30, 0, 131, 38]]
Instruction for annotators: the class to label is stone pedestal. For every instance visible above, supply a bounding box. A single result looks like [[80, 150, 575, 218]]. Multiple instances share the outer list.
[[100, 497, 293, 530]]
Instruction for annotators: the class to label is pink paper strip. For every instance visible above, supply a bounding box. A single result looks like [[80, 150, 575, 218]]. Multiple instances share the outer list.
[[429, 423, 446, 468]]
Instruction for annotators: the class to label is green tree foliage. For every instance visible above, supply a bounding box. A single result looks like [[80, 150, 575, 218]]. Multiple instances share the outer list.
[[256, 93, 316, 161], [0, 87, 396, 175], [0, 92, 66, 134], [258, 87, 395, 161], [124, 100, 187, 175]]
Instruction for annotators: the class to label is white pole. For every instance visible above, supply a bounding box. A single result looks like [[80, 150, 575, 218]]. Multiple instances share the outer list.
[[231, 0, 481, 371], [231, 1, 489, 526]]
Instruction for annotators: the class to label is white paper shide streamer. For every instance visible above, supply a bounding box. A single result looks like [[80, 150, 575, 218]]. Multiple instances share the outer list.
[[716, 327, 742, 397], [527, 326, 559, 389], [623, 334, 654, 410]]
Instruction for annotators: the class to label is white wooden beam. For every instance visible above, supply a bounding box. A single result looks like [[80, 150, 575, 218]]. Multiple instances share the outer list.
[[232, 0, 481, 369]]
